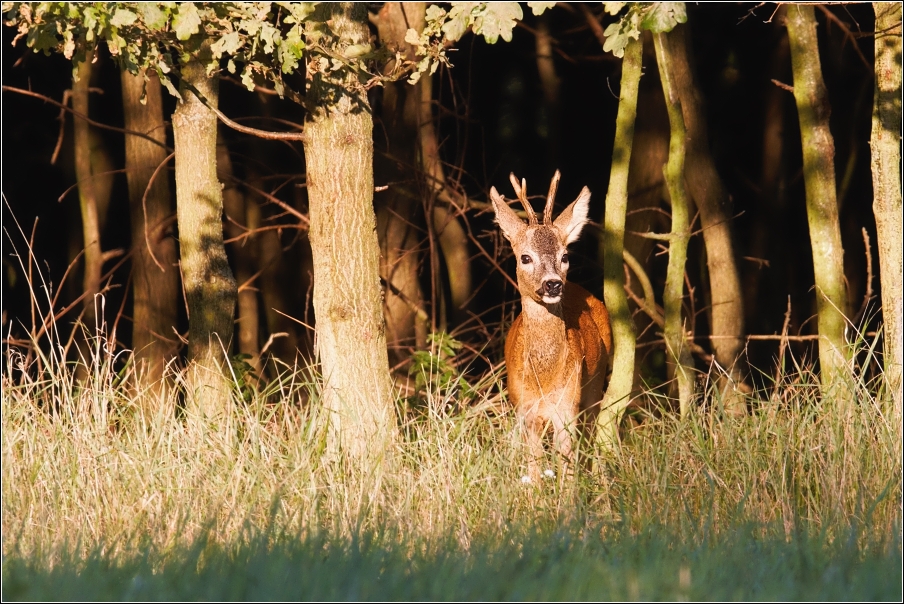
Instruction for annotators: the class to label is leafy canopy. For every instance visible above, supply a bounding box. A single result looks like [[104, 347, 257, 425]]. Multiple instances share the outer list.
[[601, 2, 687, 57], [3, 2, 557, 96]]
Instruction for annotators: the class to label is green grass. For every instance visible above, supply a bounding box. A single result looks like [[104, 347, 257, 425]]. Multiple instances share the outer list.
[[2, 326, 902, 600], [3, 518, 900, 601]]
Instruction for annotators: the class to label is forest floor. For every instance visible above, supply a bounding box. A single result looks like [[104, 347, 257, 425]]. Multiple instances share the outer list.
[[2, 338, 901, 600]]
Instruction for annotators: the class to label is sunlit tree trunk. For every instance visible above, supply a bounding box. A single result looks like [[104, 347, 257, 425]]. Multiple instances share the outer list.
[[172, 43, 237, 421], [870, 2, 903, 424], [669, 23, 747, 415], [72, 54, 102, 352], [596, 37, 642, 449], [121, 68, 179, 397], [654, 32, 695, 416], [786, 4, 849, 392], [305, 3, 396, 461]]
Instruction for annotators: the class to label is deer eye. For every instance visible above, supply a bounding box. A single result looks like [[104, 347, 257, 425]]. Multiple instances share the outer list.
[[520, 255, 532, 264], [561, 253, 569, 264]]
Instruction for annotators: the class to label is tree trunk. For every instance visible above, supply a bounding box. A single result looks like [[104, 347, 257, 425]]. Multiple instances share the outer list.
[[654, 32, 696, 416], [597, 37, 642, 449], [373, 2, 428, 366], [218, 134, 261, 372], [419, 71, 472, 327], [870, 2, 903, 423], [121, 68, 179, 397], [786, 4, 849, 391], [304, 3, 396, 461], [535, 13, 561, 170], [172, 43, 237, 421], [669, 24, 747, 415], [72, 54, 102, 347]]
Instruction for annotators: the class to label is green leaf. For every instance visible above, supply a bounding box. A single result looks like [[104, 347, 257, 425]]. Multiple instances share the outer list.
[[441, 3, 471, 43], [425, 4, 447, 22], [603, 22, 629, 58], [473, 2, 522, 44], [172, 3, 201, 41], [527, 2, 556, 16], [110, 8, 138, 28], [405, 28, 421, 46], [640, 2, 687, 34], [139, 4, 169, 31], [210, 31, 241, 58], [240, 64, 255, 91], [604, 2, 627, 16]]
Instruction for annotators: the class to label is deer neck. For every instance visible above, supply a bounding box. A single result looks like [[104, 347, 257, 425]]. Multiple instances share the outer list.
[[520, 296, 568, 376]]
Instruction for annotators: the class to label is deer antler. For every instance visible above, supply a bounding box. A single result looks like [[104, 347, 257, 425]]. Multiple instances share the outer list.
[[509, 173, 537, 225], [544, 170, 561, 225]]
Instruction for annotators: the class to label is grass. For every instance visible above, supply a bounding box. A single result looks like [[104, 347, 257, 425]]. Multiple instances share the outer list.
[[1, 324, 902, 600]]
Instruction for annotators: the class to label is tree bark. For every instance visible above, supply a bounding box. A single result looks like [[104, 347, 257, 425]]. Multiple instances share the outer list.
[[654, 32, 696, 416], [870, 2, 903, 423], [72, 54, 102, 345], [172, 43, 237, 421], [596, 37, 642, 449], [669, 23, 747, 415], [304, 3, 396, 461], [786, 4, 849, 391], [121, 68, 179, 396], [373, 2, 429, 366]]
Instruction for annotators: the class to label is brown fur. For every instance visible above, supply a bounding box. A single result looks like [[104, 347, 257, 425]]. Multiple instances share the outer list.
[[490, 171, 613, 480], [505, 283, 612, 478]]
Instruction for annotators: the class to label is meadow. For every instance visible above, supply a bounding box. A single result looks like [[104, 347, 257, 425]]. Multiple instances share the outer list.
[[2, 324, 901, 601]]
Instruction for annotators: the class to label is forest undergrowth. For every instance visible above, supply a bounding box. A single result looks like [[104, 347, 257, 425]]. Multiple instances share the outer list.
[[1, 315, 901, 600]]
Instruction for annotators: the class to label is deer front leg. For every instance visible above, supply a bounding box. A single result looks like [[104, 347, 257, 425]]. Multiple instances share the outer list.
[[522, 412, 547, 483], [549, 406, 578, 481]]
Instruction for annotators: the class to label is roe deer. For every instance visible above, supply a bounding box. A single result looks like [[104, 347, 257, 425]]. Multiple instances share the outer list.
[[490, 171, 612, 481]]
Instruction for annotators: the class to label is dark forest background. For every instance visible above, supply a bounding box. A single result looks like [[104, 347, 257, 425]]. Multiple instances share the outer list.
[[1, 3, 881, 394]]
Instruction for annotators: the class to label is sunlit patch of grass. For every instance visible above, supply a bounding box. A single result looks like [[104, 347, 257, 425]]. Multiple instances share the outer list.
[[1, 317, 901, 600]]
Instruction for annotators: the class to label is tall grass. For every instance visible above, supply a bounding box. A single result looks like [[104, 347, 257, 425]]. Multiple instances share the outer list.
[[2, 317, 901, 599]]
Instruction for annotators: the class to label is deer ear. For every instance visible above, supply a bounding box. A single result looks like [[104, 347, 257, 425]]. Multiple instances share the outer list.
[[491, 186, 527, 243], [553, 186, 591, 245]]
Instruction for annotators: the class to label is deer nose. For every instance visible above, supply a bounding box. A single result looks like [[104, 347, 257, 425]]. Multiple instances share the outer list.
[[544, 280, 563, 297]]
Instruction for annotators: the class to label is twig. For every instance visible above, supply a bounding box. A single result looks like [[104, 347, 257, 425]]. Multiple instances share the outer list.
[[142, 152, 176, 271], [581, 4, 607, 47], [57, 169, 129, 202], [50, 89, 72, 165], [771, 78, 794, 93], [816, 4, 872, 70], [854, 227, 874, 324], [179, 79, 306, 141], [3, 85, 170, 150]]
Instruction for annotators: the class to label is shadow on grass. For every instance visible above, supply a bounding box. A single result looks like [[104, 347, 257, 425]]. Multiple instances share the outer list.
[[3, 516, 901, 601]]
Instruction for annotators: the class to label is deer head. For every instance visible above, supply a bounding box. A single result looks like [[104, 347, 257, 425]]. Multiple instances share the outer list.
[[490, 170, 591, 305]]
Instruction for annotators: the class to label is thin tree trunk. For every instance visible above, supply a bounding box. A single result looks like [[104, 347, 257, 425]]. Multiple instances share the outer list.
[[121, 68, 179, 396], [669, 24, 747, 415], [72, 54, 102, 347], [305, 3, 396, 461], [218, 134, 261, 372], [419, 71, 472, 325], [596, 37, 642, 449], [535, 13, 561, 170], [654, 32, 696, 416], [172, 43, 237, 421], [373, 2, 428, 366], [786, 4, 849, 391], [870, 2, 903, 423]]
